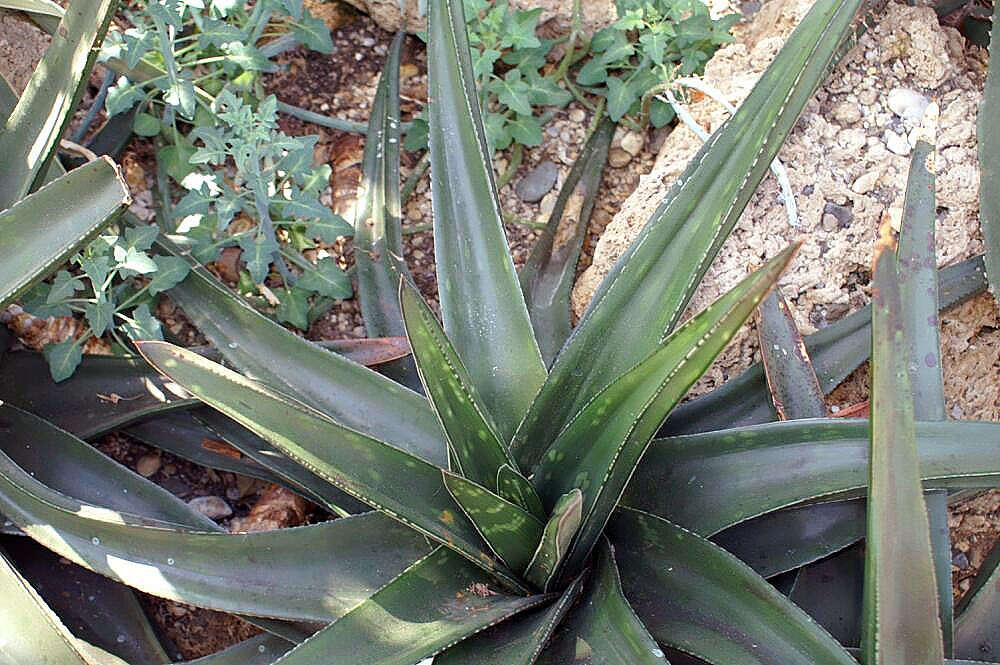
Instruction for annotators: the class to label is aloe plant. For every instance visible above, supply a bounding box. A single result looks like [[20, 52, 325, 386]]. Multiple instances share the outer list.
[[1, 0, 999, 663]]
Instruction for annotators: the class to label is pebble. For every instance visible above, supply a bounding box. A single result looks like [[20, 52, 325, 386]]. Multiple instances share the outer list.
[[135, 455, 161, 478], [832, 101, 861, 125], [852, 169, 881, 194], [857, 88, 878, 106], [538, 191, 558, 218], [608, 148, 632, 168], [515, 161, 559, 203], [887, 88, 930, 123], [823, 202, 854, 226], [885, 129, 911, 156], [399, 63, 418, 79], [619, 131, 644, 156], [952, 551, 970, 569], [822, 213, 839, 231], [568, 108, 586, 123], [188, 496, 233, 520]]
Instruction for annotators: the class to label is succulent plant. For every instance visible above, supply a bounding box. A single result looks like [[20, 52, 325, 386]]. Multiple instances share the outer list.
[[1, 0, 999, 664]]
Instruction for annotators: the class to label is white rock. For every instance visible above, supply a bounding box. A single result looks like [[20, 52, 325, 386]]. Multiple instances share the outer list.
[[620, 131, 645, 156], [885, 130, 911, 156], [188, 496, 232, 520], [832, 101, 861, 125], [852, 169, 882, 194], [887, 88, 931, 123]]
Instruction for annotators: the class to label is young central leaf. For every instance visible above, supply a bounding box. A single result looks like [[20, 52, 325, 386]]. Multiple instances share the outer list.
[[443, 471, 544, 574], [532, 245, 798, 584], [400, 279, 541, 518]]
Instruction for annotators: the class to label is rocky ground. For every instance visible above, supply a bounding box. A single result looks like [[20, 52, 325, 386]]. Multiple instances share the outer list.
[[1, 0, 998, 658]]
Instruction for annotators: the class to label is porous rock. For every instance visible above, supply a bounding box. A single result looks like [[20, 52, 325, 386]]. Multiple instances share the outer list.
[[571, 1, 990, 407]]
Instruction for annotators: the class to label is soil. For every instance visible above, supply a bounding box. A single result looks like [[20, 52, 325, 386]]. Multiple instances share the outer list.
[[1, 0, 998, 659]]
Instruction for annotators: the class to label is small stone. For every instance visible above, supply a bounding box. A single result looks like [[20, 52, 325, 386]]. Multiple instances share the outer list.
[[619, 131, 644, 156], [135, 455, 161, 478], [823, 202, 854, 227], [857, 88, 878, 106], [885, 129, 911, 156], [887, 88, 930, 123], [852, 169, 881, 194], [568, 108, 586, 123], [399, 63, 418, 79], [952, 551, 970, 569], [515, 161, 559, 203], [608, 148, 632, 168], [188, 496, 233, 520], [821, 213, 838, 231], [831, 101, 861, 124], [538, 191, 558, 218]]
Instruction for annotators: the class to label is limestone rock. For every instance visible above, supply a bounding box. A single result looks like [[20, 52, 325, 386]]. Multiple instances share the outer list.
[[188, 496, 233, 520], [571, 1, 986, 402]]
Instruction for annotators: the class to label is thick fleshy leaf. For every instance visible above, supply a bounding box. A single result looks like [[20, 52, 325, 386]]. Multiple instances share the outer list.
[[756, 287, 825, 419], [136, 341, 526, 590], [271, 547, 550, 665], [608, 507, 857, 665], [0, 351, 193, 439], [442, 471, 544, 573], [788, 543, 865, 647], [322, 336, 412, 364], [537, 539, 667, 665], [497, 464, 545, 517], [0, 407, 314, 642], [954, 541, 1000, 660], [519, 119, 614, 366], [400, 279, 521, 492], [927, 488, 955, 655], [2, 537, 169, 664], [157, 237, 448, 466], [0, 547, 90, 665], [427, 0, 546, 441], [524, 488, 582, 591], [191, 408, 368, 516], [123, 410, 291, 486], [0, 337, 411, 442], [0, 0, 63, 18], [898, 139, 946, 420], [534, 246, 797, 583], [897, 139, 954, 653], [860, 227, 945, 665], [434, 575, 584, 665], [0, 404, 216, 529], [0, 158, 129, 308], [0, 0, 118, 208], [713, 499, 865, 579], [181, 635, 292, 665], [355, 32, 412, 339], [623, 418, 1000, 536], [512, 0, 863, 469], [662, 255, 987, 436], [980, 15, 1000, 295], [0, 453, 434, 623]]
